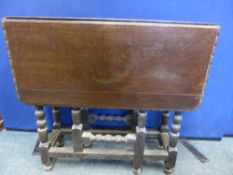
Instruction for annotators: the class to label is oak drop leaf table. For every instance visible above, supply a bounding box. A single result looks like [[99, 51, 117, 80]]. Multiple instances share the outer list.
[[2, 17, 219, 174]]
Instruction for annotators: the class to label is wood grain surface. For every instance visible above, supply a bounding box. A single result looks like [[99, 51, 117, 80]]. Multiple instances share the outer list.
[[2, 17, 219, 110]]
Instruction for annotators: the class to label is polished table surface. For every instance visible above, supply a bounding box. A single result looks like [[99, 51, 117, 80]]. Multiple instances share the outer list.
[[3, 17, 219, 110]]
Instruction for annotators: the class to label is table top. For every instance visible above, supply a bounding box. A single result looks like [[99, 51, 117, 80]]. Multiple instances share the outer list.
[[3, 17, 219, 110]]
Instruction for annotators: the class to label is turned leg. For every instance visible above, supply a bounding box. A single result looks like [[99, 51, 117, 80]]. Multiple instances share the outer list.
[[35, 106, 53, 170], [133, 111, 146, 175], [164, 111, 183, 174], [71, 108, 83, 152], [161, 111, 170, 133], [158, 111, 170, 148], [52, 107, 64, 147], [80, 108, 89, 130], [131, 110, 139, 132]]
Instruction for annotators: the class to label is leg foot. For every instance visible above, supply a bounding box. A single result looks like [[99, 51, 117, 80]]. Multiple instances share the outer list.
[[163, 166, 173, 174], [43, 158, 55, 171], [43, 163, 53, 171], [133, 168, 141, 175]]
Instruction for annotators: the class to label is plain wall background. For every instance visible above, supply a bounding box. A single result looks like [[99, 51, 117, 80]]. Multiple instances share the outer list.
[[0, 0, 233, 138]]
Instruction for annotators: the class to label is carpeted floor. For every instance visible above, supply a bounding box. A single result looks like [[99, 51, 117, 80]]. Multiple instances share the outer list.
[[0, 130, 233, 175]]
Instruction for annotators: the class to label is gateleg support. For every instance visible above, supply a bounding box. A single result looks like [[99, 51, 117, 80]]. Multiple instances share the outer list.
[[52, 107, 64, 147], [71, 108, 84, 152], [35, 106, 54, 170], [133, 111, 147, 175], [158, 111, 170, 149], [164, 111, 183, 174]]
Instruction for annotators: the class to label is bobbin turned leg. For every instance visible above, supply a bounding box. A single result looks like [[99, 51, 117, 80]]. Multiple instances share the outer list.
[[52, 107, 64, 147], [158, 111, 170, 148], [133, 111, 146, 175], [164, 111, 183, 174], [161, 111, 170, 134], [71, 108, 83, 152], [35, 106, 53, 170]]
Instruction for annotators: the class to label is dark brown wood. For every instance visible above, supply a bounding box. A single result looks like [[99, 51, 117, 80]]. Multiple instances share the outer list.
[[61, 128, 160, 137], [2, 17, 219, 110], [52, 107, 64, 147], [71, 108, 83, 152], [34, 106, 53, 170], [164, 111, 183, 174], [48, 147, 168, 161], [158, 111, 170, 149], [80, 108, 89, 130], [161, 111, 170, 133], [49, 129, 61, 147], [160, 132, 169, 150], [2, 17, 220, 174], [0, 112, 4, 131], [0, 120, 3, 131], [133, 111, 146, 174], [52, 107, 61, 129]]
